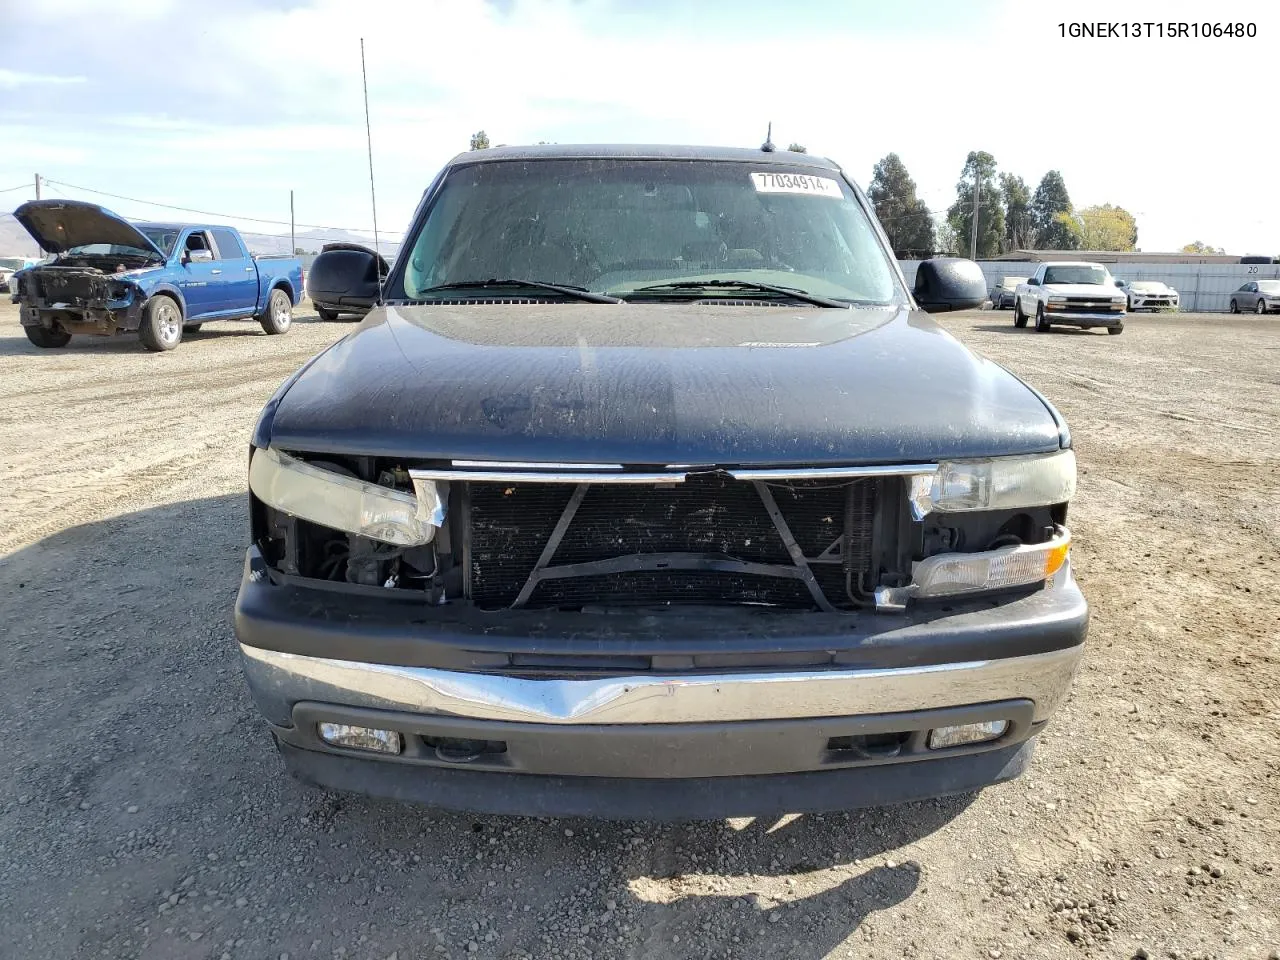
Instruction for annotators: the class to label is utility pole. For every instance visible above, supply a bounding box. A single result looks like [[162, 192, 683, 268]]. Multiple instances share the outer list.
[[969, 177, 980, 261], [290, 189, 296, 254], [34, 173, 41, 199]]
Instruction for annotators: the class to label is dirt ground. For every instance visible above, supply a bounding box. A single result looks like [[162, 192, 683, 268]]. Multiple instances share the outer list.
[[0, 300, 1276, 960]]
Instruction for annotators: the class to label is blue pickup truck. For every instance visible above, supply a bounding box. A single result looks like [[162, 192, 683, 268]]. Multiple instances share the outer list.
[[10, 200, 303, 351]]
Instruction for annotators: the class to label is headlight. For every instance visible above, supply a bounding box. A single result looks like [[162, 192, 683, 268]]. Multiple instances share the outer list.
[[909, 450, 1076, 518], [249, 446, 445, 546], [877, 526, 1071, 605], [1111, 297, 1126, 306], [1047, 296, 1068, 303]]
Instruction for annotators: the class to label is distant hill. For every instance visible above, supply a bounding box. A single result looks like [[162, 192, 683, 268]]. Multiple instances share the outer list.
[[0, 213, 401, 261]]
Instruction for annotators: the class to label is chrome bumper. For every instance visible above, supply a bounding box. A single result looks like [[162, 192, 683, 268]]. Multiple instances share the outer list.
[[239, 643, 1084, 729], [1045, 310, 1124, 324]]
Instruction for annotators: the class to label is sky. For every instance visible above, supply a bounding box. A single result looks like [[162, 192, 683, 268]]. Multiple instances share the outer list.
[[2, 0, 1277, 254]]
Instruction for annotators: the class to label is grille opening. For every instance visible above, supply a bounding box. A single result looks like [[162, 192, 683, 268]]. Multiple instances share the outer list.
[[827, 731, 911, 757], [466, 474, 879, 611], [422, 736, 508, 763]]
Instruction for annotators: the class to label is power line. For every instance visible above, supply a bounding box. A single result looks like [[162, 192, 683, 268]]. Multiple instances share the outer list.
[[0, 183, 32, 194], [41, 177, 402, 236]]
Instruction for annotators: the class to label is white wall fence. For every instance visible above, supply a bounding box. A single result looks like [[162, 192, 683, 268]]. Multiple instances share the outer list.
[[897, 260, 1280, 313]]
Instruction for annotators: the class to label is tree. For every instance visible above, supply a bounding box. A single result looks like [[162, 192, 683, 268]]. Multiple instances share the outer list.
[[946, 151, 1004, 259], [1181, 240, 1225, 254], [867, 153, 935, 258], [469, 130, 490, 151], [999, 173, 1034, 252], [1077, 204, 1138, 251], [934, 219, 959, 257], [787, 143, 807, 153], [1031, 171, 1078, 249]]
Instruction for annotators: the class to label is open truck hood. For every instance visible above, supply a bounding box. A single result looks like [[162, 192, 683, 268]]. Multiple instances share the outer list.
[[13, 200, 166, 259], [262, 302, 1065, 464]]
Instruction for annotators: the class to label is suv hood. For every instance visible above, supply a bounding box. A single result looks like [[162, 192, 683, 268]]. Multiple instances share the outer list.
[[13, 200, 166, 259], [263, 303, 1065, 464]]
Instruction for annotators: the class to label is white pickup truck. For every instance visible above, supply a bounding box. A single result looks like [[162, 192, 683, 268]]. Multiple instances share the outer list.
[[1013, 261, 1127, 335]]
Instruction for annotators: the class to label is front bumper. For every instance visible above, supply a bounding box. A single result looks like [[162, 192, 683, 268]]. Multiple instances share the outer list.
[[1043, 309, 1124, 328], [1130, 298, 1178, 311], [235, 549, 1088, 816]]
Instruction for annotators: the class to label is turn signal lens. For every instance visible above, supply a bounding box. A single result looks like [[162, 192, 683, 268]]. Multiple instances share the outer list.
[[318, 723, 402, 755], [911, 527, 1071, 599]]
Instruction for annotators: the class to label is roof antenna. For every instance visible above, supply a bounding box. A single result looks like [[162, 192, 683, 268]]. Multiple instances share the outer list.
[[761, 122, 775, 153], [359, 38, 384, 305]]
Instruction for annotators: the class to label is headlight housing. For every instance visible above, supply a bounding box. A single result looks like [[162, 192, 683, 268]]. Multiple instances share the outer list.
[[1047, 296, 1068, 303], [909, 450, 1075, 519], [249, 446, 445, 547]]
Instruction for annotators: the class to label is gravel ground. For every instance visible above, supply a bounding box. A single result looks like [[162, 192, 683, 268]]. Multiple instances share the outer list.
[[0, 301, 1277, 960]]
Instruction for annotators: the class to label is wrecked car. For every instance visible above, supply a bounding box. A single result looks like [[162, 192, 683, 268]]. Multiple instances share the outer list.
[[10, 201, 303, 351], [235, 144, 1088, 819]]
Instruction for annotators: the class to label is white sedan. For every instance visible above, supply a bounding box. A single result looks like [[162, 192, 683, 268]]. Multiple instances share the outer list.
[[1116, 280, 1179, 312]]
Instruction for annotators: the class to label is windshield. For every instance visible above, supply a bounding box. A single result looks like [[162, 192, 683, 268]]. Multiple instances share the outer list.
[[65, 242, 160, 259], [0, 257, 25, 271], [1258, 281, 1280, 294], [1042, 265, 1109, 285], [138, 227, 179, 256], [397, 158, 902, 304]]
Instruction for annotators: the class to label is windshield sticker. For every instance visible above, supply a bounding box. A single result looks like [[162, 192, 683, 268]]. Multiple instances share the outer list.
[[750, 172, 843, 198]]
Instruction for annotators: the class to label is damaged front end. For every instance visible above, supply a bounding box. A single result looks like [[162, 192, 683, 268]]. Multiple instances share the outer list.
[[17, 266, 146, 336]]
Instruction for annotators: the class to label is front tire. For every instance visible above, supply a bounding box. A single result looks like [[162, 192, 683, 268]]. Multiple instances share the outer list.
[[139, 295, 183, 352], [1230, 299, 1240, 314], [1013, 300, 1028, 328], [24, 323, 72, 348], [1035, 305, 1051, 332], [1256, 298, 1267, 315], [259, 288, 293, 335], [315, 305, 340, 322], [1107, 325, 1124, 335]]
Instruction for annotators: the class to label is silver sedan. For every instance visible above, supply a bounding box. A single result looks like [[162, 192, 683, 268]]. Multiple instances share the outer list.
[[1229, 280, 1280, 314]]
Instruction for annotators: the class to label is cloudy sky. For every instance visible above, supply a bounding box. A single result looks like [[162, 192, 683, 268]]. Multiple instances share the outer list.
[[2, 0, 1275, 253]]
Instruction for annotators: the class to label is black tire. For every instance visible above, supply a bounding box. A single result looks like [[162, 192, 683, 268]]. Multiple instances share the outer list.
[[138, 295, 183, 352], [259, 288, 293, 335], [1256, 298, 1267, 315], [24, 323, 72, 348], [1034, 305, 1051, 332], [1230, 299, 1239, 314], [1107, 325, 1124, 335], [1013, 300, 1028, 328], [315, 305, 340, 322]]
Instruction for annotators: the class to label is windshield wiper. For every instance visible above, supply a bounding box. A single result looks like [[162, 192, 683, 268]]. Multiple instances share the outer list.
[[619, 280, 850, 309], [416, 279, 622, 304]]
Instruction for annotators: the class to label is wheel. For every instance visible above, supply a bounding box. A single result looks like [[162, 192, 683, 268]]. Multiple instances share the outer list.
[[138, 295, 183, 352], [24, 323, 71, 348], [259, 288, 292, 335], [1034, 305, 1051, 332], [1256, 298, 1267, 315], [1107, 325, 1124, 335], [315, 305, 340, 322], [1230, 299, 1239, 314], [1013, 300, 1028, 328]]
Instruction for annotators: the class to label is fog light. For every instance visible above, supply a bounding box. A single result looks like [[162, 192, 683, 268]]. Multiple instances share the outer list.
[[927, 720, 1009, 750], [318, 722, 402, 755]]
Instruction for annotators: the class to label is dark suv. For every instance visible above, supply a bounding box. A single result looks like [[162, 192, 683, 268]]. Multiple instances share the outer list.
[[234, 144, 1087, 819]]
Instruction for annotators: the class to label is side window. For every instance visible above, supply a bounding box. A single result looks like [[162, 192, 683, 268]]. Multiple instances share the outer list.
[[1246, 282, 1257, 292], [211, 229, 245, 260], [184, 231, 211, 253]]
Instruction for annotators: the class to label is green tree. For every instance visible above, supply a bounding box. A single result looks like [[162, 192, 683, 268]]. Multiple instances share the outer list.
[[1181, 240, 1225, 254], [946, 151, 1004, 259], [999, 173, 1034, 252], [867, 153, 935, 258], [1077, 204, 1138, 251], [1031, 171, 1078, 249], [469, 130, 490, 151], [787, 142, 807, 153]]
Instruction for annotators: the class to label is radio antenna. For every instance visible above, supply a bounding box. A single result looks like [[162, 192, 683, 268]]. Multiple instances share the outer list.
[[360, 38, 384, 304], [760, 121, 775, 153]]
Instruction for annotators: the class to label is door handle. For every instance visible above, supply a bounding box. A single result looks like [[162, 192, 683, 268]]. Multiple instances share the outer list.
[[245, 266, 254, 272], [211, 269, 222, 275]]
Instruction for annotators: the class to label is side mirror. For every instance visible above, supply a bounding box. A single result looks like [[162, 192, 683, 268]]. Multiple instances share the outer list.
[[308, 244, 387, 311], [1025, 277, 1038, 286], [1114, 279, 1124, 287], [186, 248, 214, 264], [913, 257, 988, 313]]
